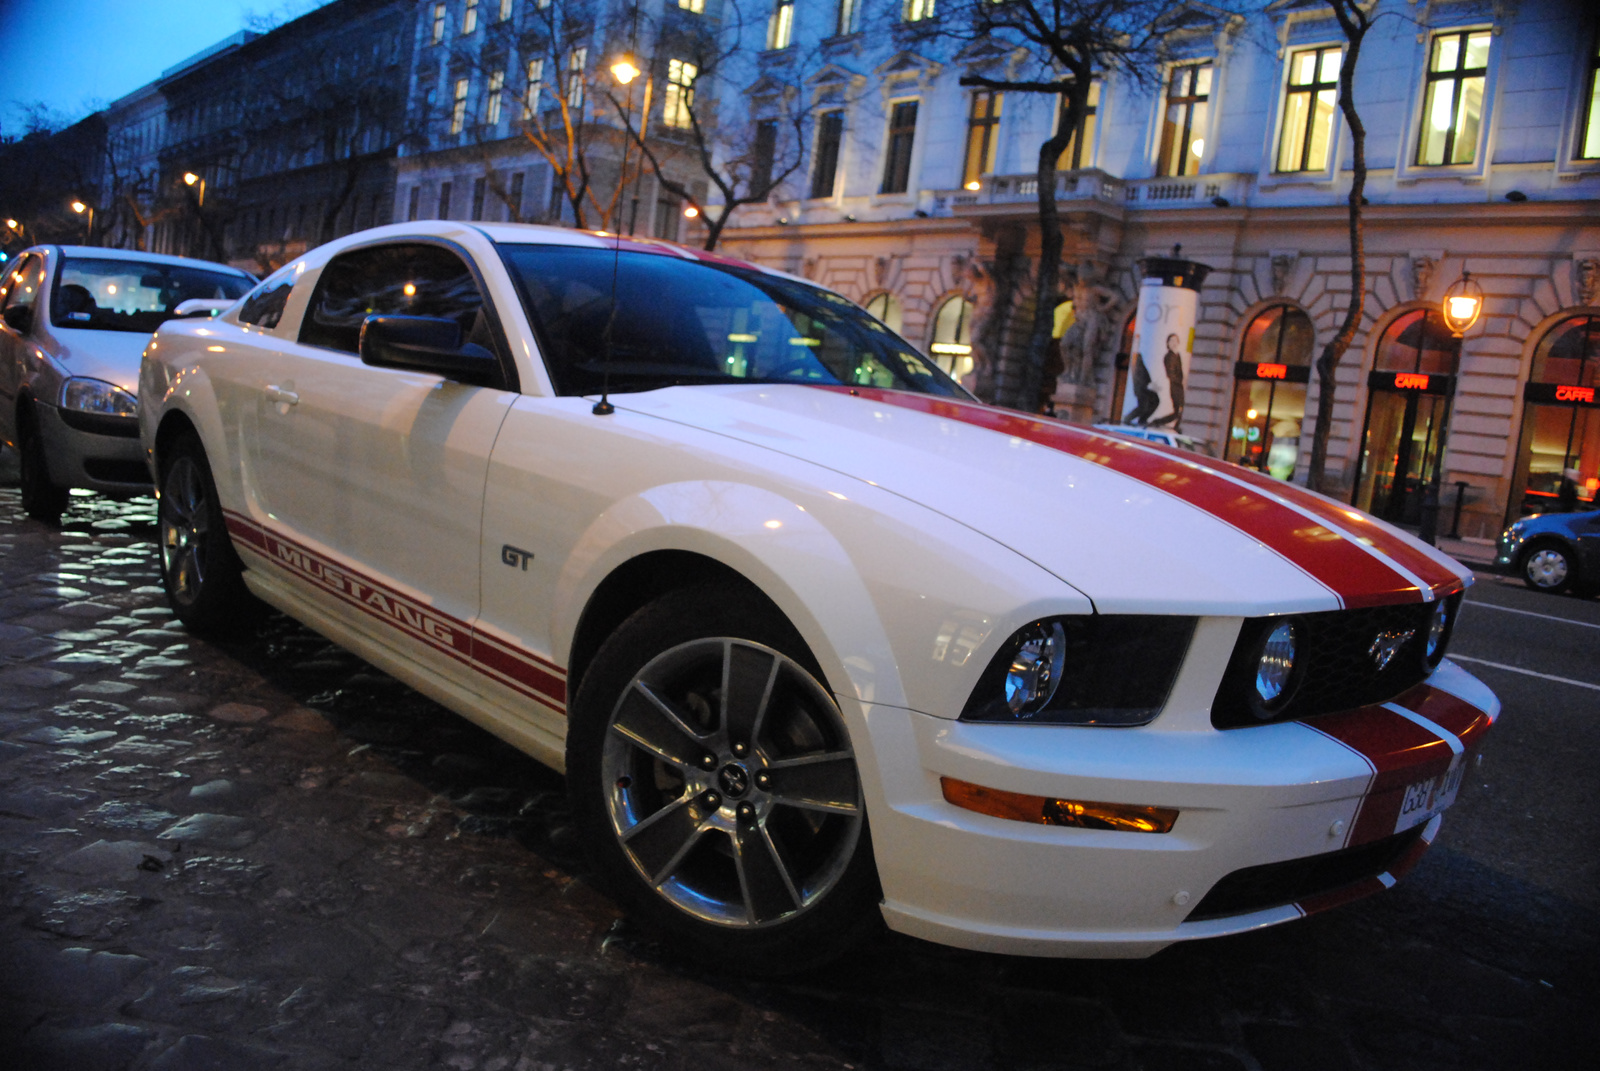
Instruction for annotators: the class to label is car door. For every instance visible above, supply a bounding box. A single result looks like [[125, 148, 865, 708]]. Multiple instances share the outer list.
[[241, 240, 517, 677]]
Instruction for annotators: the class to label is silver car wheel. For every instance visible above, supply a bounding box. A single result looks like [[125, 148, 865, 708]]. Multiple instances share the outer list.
[[600, 637, 863, 929], [160, 455, 211, 606], [1525, 547, 1570, 590]]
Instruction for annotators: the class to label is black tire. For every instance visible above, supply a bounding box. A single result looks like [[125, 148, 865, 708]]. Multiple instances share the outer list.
[[567, 584, 881, 976], [18, 407, 68, 524], [1521, 541, 1575, 594], [158, 431, 261, 635]]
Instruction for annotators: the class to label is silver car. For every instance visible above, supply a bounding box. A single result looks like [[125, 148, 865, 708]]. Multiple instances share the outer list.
[[0, 245, 254, 522]]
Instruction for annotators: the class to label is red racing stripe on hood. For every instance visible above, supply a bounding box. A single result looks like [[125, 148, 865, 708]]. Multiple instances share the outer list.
[[830, 388, 1467, 608]]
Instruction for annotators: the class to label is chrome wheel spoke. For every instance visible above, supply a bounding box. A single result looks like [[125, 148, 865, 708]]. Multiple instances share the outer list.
[[622, 796, 712, 886], [766, 751, 861, 815], [721, 641, 779, 747], [733, 820, 801, 923], [611, 681, 710, 769]]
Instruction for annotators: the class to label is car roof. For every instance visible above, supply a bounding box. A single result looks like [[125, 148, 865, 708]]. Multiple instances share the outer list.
[[37, 245, 253, 277]]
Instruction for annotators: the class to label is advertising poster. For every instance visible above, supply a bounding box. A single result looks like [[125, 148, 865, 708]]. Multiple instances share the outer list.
[[1120, 254, 1211, 432]]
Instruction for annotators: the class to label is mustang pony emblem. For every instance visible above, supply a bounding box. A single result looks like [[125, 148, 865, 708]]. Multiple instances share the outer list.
[[1368, 629, 1416, 671]]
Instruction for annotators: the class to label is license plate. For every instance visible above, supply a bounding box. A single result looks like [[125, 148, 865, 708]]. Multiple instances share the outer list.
[[1395, 758, 1465, 833]]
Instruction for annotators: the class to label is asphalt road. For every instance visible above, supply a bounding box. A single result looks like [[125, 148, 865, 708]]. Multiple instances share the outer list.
[[0, 459, 1596, 1071]]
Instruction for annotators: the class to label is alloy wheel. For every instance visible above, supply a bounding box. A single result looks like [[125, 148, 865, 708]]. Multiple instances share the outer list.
[[160, 455, 211, 606]]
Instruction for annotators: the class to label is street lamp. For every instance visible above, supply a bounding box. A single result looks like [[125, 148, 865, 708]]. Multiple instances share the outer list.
[[1441, 270, 1484, 337], [183, 171, 206, 207], [70, 200, 94, 243]]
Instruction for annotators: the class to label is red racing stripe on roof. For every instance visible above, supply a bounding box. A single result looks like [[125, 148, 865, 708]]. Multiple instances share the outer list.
[[829, 388, 1467, 608]]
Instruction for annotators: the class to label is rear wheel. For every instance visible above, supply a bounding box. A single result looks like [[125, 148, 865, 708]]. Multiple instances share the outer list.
[[567, 585, 880, 975], [1521, 542, 1575, 594], [18, 407, 68, 524], [159, 432, 260, 635]]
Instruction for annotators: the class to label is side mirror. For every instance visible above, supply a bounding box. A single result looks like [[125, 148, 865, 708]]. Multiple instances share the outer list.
[[358, 315, 497, 384], [173, 298, 233, 319], [2, 304, 32, 334]]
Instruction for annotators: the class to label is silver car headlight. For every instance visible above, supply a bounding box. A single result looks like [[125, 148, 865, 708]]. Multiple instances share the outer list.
[[61, 377, 138, 418]]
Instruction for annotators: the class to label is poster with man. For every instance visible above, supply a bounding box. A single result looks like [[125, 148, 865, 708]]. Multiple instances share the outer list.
[[1120, 254, 1210, 430]]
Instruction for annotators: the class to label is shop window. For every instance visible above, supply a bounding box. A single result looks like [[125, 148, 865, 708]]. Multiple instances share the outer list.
[[1157, 63, 1211, 177], [1352, 310, 1461, 522], [929, 296, 975, 382], [811, 111, 844, 199], [1277, 47, 1341, 173], [962, 91, 1002, 189], [1579, 32, 1600, 160], [864, 292, 903, 334], [1374, 308, 1460, 375], [1057, 80, 1100, 172], [1417, 29, 1490, 167], [881, 101, 919, 194], [1509, 316, 1600, 517], [1225, 305, 1314, 480]]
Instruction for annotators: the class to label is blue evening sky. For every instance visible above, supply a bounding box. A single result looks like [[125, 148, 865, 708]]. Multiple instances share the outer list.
[[0, 0, 332, 134]]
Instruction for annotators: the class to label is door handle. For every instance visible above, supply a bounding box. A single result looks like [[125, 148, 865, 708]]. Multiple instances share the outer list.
[[265, 385, 299, 405]]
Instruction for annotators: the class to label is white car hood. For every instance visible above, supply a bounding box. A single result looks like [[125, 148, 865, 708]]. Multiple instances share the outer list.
[[615, 384, 1472, 616], [42, 326, 150, 393]]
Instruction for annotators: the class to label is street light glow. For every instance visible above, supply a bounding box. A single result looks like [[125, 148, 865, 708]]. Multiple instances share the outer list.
[[611, 59, 640, 85], [184, 172, 201, 186], [70, 200, 88, 214], [683, 205, 699, 218]]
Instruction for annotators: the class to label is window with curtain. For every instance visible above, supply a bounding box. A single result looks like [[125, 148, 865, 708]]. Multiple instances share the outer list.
[[1277, 46, 1340, 173], [1417, 29, 1490, 166], [1157, 63, 1211, 177]]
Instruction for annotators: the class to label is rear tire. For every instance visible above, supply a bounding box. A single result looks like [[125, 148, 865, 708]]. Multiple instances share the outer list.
[[567, 584, 881, 976], [18, 407, 68, 525], [1521, 542, 1575, 594], [158, 431, 261, 636]]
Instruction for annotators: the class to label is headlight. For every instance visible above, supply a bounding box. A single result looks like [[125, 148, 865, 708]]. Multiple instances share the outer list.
[[61, 377, 138, 417], [1254, 620, 1298, 709], [962, 616, 1196, 726]]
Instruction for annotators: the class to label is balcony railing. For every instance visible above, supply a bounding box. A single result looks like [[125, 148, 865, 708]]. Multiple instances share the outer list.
[[933, 169, 1253, 213]]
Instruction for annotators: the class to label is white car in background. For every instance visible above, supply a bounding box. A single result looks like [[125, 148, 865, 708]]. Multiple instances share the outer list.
[[138, 222, 1497, 973], [0, 244, 254, 522]]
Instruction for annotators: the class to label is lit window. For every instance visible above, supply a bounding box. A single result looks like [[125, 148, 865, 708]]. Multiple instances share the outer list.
[[451, 78, 470, 134], [929, 296, 976, 381], [881, 100, 919, 194], [1578, 32, 1600, 160], [663, 59, 698, 128], [499, 0, 513, 20], [811, 110, 844, 199], [431, 2, 447, 43], [524, 58, 544, 118], [463, 0, 479, 34], [679, 0, 704, 12], [1157, 63, 1211, 177], [1277, 46, 1341, 173], [904, 0, 934, 22], [1056, 80, 1100, 171], [567, 47, 586, 109], [485, 69, 505, 125], [962, 91, 1002, 188], [836, 0, 859, 36], [768, 1, 794, 50], [1417, 29, 1490, 166]]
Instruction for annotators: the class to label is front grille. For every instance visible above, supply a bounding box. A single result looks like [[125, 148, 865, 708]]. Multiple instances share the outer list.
[[1186, 827, 1423, 922], [1211, 596, 1459, 728]]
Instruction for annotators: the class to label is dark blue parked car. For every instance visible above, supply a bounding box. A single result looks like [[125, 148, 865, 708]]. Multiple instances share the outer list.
[[1494, 509, 1600, 594]]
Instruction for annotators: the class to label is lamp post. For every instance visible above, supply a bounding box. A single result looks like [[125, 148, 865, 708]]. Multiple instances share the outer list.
[[70, 200, 94, 244], [183, 171, 206, 207], [610, 56, 653, 236], [1419, 271, 1485, 545]]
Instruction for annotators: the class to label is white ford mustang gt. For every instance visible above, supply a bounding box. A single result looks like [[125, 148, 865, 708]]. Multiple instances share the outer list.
[[138, 222, 1497, 973]]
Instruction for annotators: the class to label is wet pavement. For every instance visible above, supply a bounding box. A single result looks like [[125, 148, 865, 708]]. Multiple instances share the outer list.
[[0, 455, 1596, 1071]]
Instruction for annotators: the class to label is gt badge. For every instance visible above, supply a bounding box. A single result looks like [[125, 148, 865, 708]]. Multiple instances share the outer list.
[[1367, 629, 1415, 671], [501, 544, 534, 570]]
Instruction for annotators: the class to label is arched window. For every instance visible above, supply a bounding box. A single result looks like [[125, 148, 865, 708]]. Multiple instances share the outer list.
[[863, 292, 902, 334], [1225, 304, 1313, 479], [929, 295, 975, 381], [1374, 308, 1459, 374], [1509, 315, 1600, 517], [1351, 308, 1461, 521]]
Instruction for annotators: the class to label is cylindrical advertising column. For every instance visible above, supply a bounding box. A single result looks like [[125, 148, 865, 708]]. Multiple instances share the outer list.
[[1120, 255, 1212, 431]]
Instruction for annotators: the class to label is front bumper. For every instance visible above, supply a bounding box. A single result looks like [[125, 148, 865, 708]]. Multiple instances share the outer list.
[[35, 401, 150, 495], [860, 660, 1498, 958]]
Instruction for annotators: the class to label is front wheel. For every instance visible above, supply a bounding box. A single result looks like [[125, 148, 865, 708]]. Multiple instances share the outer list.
[[1522, 542, 1575, 593], [567, 585, 880, 975], [159, 432, 261, 635], [18, 408, 68, 524]]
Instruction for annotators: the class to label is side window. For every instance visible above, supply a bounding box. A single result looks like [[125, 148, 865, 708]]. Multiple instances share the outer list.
[[299, 243, 489, 355], [238, 268, 296, 329], [3, 255, 42, 313]]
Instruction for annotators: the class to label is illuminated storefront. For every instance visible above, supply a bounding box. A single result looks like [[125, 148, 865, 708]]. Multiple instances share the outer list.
[[1352, 309, 1461, 524], [930, 295, 976, 382], [1225, 304, 1313, 479], [1508, 314, 1600, 518]]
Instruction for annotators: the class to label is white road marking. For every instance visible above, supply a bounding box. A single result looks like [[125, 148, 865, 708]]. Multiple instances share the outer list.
[[1447, 655, 1600, 693], [1462, 600, 1600, 631]]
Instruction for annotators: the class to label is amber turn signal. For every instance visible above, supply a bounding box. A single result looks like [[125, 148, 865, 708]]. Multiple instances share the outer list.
[[940, 777, 1179, 834]]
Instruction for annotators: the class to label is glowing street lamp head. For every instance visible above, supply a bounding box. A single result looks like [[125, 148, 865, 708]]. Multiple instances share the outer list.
[[683, 205, 699, 218], [70, 200, 88, 214], [1441, 271, 1484, 337], [184, 172, 201, 186], [5, 219, 18, 229], [611, 58, 641, 85]]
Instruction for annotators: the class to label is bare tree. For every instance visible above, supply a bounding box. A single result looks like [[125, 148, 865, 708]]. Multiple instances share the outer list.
[[1304, 0, 1373, 493]]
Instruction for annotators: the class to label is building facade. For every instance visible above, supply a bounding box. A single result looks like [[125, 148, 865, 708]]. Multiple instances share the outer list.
[[709, 0, 1600, 538]]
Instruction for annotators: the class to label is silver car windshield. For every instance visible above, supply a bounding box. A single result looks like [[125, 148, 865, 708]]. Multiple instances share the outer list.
[[498, 243, 966, 398], [52, 257, 253, 334]]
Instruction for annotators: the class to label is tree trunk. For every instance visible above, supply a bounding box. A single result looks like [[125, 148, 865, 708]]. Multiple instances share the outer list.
[[1306, 1, 1371, 494]]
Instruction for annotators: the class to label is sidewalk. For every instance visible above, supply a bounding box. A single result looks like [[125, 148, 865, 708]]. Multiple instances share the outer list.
[[1435, 535, 1497, 568]]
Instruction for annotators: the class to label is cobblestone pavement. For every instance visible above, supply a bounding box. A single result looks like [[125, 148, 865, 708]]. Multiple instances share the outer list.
[[1, 457, 1596, 1071]]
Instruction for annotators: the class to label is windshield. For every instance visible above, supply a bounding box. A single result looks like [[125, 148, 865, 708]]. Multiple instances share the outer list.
[[498, 243, 966, 397], [52, 256, 253, 334]]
